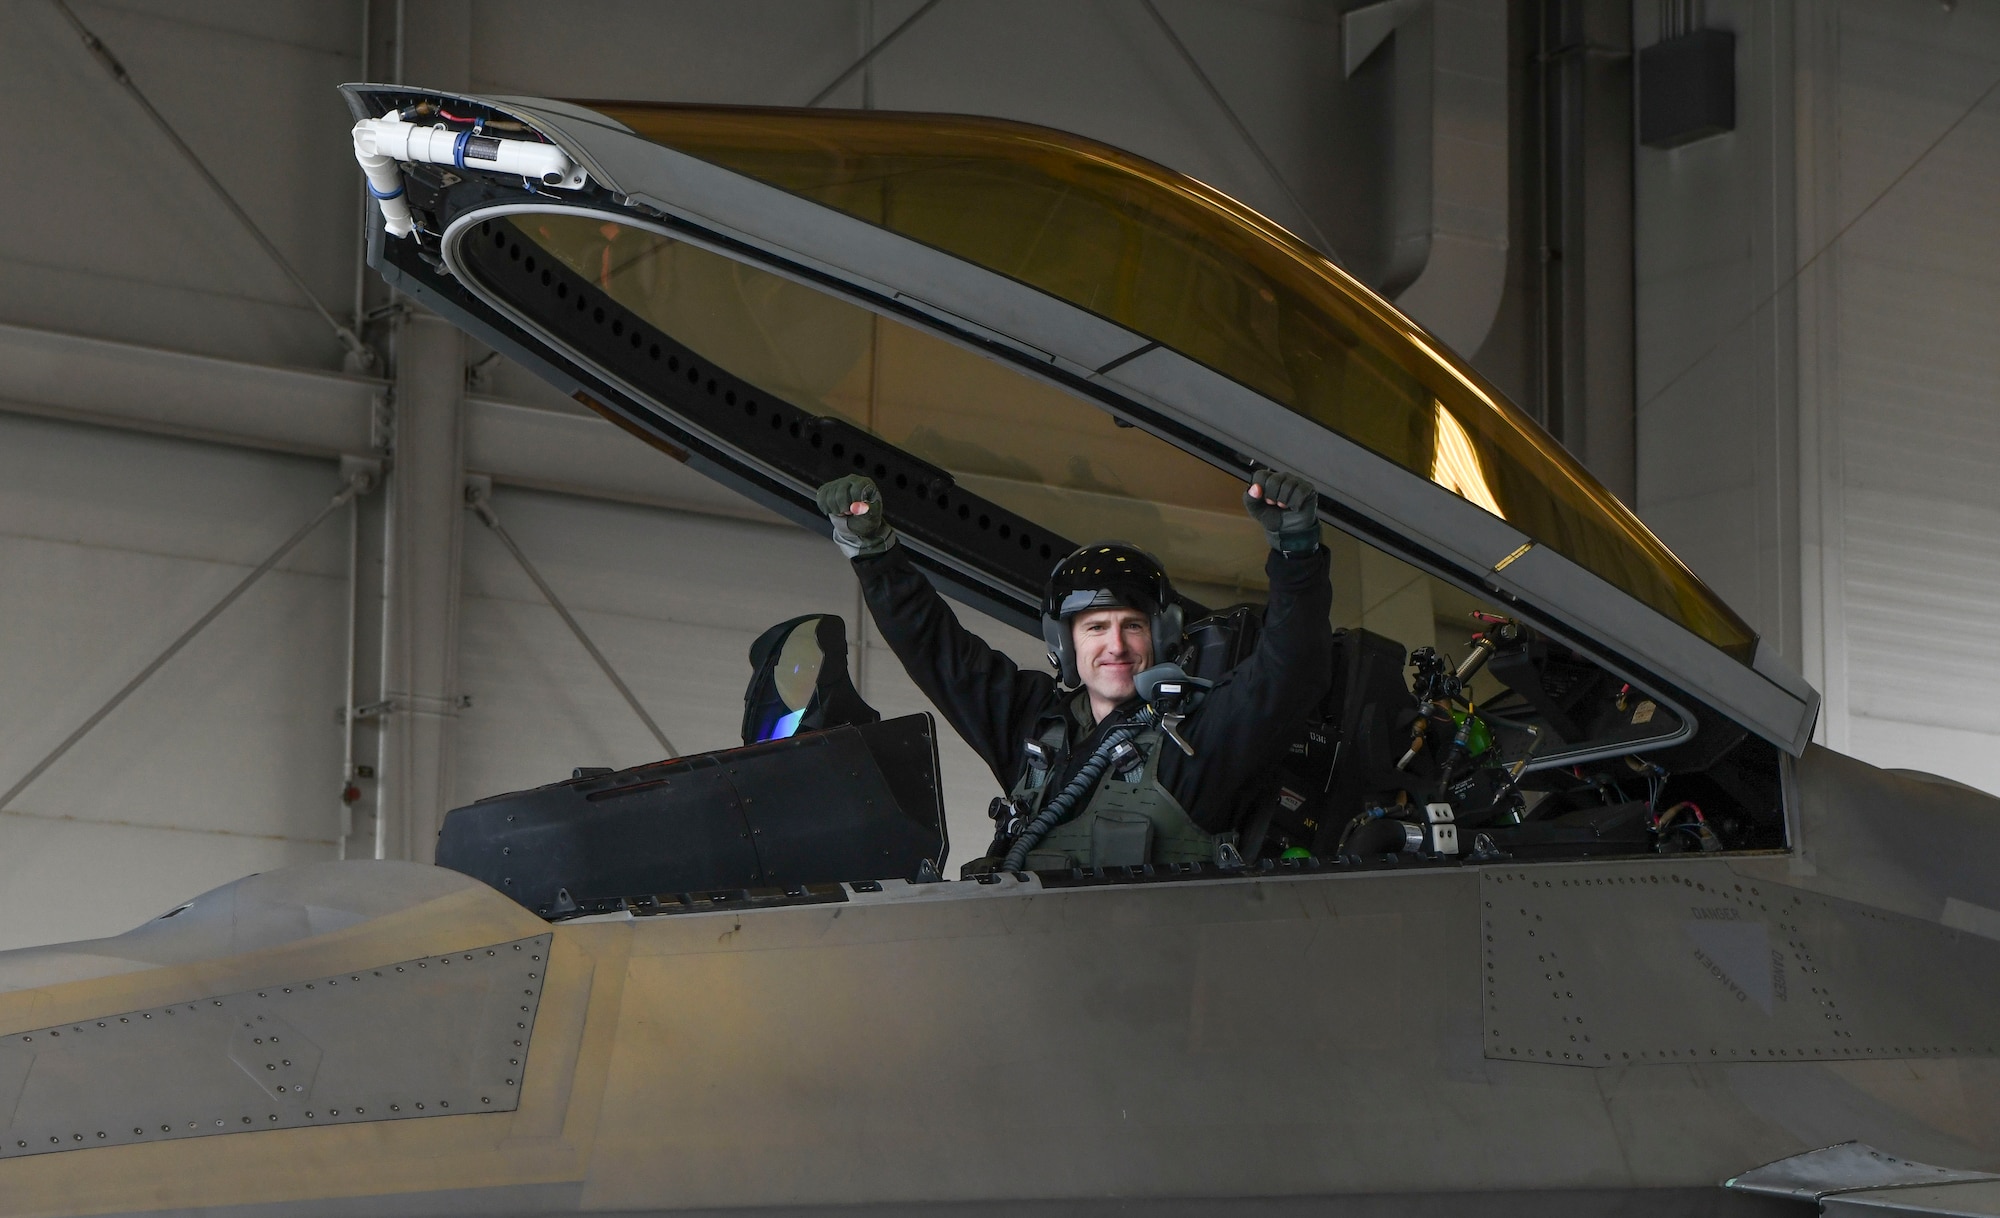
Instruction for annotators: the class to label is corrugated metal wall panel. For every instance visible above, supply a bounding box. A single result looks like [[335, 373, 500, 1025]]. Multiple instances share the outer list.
[[1819, 2, 2000, 787]]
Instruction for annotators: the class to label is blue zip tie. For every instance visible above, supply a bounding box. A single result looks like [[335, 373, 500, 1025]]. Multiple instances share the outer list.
[[452, 130, 470, 169], [367, 181, 404, 200]]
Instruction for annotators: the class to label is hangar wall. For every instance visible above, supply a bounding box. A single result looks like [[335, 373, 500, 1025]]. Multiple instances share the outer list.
[[1795, 2, 2000, 791], [1634, 0, 2000, 791], [0, 414, 343, 949], [1633, 0, 1797, 663], [2, 0, 1996, 950]]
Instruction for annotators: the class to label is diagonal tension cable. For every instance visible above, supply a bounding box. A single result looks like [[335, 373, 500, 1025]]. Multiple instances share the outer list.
[[466, 486, 678, 759], [1139, 0, 1344, 266], [806, 0, 946, 107], [48, 0, 371, 366], [0, 470, 376, 815]]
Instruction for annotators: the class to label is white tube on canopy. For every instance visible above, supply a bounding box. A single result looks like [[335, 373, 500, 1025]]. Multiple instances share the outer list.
[[352, 112, 585, 239], [352, 124, 414, 238]]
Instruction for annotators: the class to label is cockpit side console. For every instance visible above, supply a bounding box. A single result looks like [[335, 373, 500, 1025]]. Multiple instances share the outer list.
[[1184, 606, 1785, 867]]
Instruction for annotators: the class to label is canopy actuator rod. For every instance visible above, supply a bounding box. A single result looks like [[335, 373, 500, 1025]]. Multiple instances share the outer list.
[[464, 482, 678, 760], [0, 469, 377, 816]]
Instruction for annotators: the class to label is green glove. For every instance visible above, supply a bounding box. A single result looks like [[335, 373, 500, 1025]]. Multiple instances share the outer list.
[[815, 474, 897, 559], [1244, 467, 1320, 554]]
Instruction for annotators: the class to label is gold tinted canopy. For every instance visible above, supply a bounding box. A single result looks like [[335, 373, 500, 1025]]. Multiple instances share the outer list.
[[505, 213, 1268, 605], [582, 102, 1755, 660], [499, 213, 1522, 695]]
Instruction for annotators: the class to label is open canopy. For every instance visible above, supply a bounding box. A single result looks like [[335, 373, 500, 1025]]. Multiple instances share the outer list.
[[591, 103, 1750, 655], [341, 86, 1818, 753]]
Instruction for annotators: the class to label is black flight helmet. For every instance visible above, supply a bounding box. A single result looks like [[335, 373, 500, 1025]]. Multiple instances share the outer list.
[[1040, 543, 1184, 686]]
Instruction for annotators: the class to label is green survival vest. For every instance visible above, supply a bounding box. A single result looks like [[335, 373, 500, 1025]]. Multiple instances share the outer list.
[[1007, 694, 1229, 871]]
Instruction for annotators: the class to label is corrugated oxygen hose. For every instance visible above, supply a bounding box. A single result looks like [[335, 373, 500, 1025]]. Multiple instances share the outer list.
[[1002, 713, 1153, 872]]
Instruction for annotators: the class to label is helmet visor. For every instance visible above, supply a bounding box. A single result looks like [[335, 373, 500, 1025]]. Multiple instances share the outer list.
[[1044, 543, 1172, 620]]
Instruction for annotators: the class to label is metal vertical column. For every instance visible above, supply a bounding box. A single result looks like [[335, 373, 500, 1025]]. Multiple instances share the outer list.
[[1536, 0, 1635, 500], [375, 313, 467, 861], [369, 0, 472, 863]]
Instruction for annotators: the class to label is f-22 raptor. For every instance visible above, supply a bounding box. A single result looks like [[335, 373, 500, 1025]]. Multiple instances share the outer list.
[[0, 86, 1994, 1218]]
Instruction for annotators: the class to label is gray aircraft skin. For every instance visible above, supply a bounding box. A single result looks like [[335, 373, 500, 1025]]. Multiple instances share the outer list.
[[0, 88, 1996, 1217]]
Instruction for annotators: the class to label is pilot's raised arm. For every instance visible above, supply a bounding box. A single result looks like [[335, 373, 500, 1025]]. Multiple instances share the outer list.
[[814, 474, 1055, 789], [815, 470, 1332, 874]]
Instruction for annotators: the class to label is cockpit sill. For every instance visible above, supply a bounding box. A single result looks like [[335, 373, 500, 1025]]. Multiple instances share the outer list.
[[547, 846, 1800, 927]]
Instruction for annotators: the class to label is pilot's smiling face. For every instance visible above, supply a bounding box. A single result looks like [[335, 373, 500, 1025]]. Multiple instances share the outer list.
[[1072, 608, 1153, 705]]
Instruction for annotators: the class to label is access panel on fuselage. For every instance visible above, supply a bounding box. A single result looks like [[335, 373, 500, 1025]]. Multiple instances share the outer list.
[[1482, 861, 2000, 1066]]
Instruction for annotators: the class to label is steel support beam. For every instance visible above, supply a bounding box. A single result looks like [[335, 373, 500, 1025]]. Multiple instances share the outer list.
[[1536, 0, 1635, 500], [0, 322, 382, 457], [375, 313, 467, 862], [0, 320, 778, 523]]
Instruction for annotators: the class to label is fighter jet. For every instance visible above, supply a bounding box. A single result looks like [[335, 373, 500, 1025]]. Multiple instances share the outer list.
[[0, 87, 1995, 1217]]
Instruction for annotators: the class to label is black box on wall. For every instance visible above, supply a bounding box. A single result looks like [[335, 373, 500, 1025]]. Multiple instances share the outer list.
[[1639, 27, 1735, 148]]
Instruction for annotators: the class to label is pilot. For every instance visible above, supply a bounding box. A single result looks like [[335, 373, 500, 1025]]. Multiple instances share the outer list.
[[814, 468, 1333, 873]]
